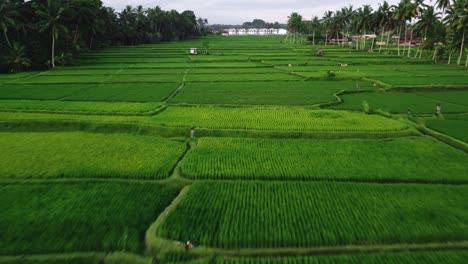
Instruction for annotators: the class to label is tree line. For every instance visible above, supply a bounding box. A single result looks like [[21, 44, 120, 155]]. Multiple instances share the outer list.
[[0, 0, 209, 72], [287, 0, 468, 65]]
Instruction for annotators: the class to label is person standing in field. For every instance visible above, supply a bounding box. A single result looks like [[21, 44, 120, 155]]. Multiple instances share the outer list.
[[186, 240, 193, 251], [435, 103, 441, 116]]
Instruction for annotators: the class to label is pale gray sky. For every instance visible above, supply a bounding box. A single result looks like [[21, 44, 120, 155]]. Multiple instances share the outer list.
[[102, 0, 402, 24]]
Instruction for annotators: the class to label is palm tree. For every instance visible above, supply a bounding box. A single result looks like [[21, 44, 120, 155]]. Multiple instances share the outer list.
[[287, 12, 303, 44], [356, 5, 373, 50], [322, 11, 333, 45], [34, 0, 68, 68], [444, 0, 468, 65], [415, 5, 441, 58], [376, 1, 393, 52], [2, 41, 31, 72], [393, 0, 413, 55], [0, 0, 18, 48]]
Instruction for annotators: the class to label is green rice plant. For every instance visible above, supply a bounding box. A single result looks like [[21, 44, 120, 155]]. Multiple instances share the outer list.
[[0, 132, 186, 179], [0, 181, 181, 254], [185, 73, 302, 82], [212, 251, 468, 264], [153, 107, 408, 131], [105, 74, 183, 83], [180, 137, 468, 182], [63, 83, 180, 102], [0, 84, 96, 100], [7, 75, 111, 84], [172, 81, 350, 105], [0, 100, 163, 114], [159, 181, 468, 248], [426, 118, 468, 143], [377, 76, 468, 87], [330, 91, 468, 114]]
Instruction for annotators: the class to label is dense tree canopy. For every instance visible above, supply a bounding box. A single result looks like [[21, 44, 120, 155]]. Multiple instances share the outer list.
[[288, 0, 467, 65], [0, 0, 208, 72]]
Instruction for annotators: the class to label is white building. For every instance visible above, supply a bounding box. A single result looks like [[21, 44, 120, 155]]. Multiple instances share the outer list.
[[238, 28, 247, 35], [248, 28, 258, 35], [258, 28, 268, 35], [228, 28, 237, 35], [277, 29, 288, 35]]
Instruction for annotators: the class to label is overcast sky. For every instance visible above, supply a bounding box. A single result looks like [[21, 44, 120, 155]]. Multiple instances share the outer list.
[[102, 0, 403, 25]]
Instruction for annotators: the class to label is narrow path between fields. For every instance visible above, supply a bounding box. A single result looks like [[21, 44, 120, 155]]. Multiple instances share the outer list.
[[163, 69, 190, 104]]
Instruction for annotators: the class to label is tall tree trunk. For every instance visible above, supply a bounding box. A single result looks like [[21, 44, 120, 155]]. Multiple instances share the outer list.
[[407, 29, 413, 57], [51, 26, 56, 68], [448, 53, 451, 64], [312, 30, 315, 45], [370, 29, 376, 52], [325, 31, 328, 45], [403, 24, 408, 56], [3, 29, 11, 48], [457, 29, 465, 65], [379, 26, 384, 53], [465, 55, 468, 67], [432, 48, 437, 61], [386, 31, 390, 52], [336, 31, 339, 46], [89, 34, 94, 49], [397, 26, 401, 56], [73, 24, 80, 45]]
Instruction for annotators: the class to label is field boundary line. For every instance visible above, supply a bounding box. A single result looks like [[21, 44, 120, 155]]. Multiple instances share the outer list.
[[163, 69, 190, 104], [145, 185, 191, 256], [417, 125, 468, 153]]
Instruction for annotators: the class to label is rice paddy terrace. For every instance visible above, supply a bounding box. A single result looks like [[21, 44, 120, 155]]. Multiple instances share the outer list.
[[0, 36, 467, 264]]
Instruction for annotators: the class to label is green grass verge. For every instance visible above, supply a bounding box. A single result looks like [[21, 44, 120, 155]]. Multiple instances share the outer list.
[[0, 181, 182, 254], [159, 181, 468, 248], [180, 137, 468, 182], [0, 132, 186, 179]]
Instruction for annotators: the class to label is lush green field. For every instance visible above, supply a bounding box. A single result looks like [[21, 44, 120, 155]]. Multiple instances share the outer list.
[[0, 182, 181, 254], [0, 35, 467, 262], [330, 91, 468, 114], [0, 100, 163, 114], [0, 132, 186, 179], [153, 107, 408, 131], [180, 137, 468, 182], [426, 118, 468, 143], [0, 83, 180, 102], [171, 81, 373, 105], [211, 251, 468, 264], [159, 181, 468, 248]]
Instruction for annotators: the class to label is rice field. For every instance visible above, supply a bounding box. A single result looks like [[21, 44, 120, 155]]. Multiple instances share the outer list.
[[159, 181, 468, 248], [180, 137, 468, 182], [0, 35, 467, 262], [0, 182, 181, 254], [152, 107, 408, 131], [0, 132, 186, 179]]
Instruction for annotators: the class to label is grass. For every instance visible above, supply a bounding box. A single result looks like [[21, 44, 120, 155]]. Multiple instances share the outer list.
[[159, 181, 468, 248], [0, 132, 186, 179], [0, 100, 163, 114], [210, 251, 468, 264], [0, 181, 182, 254], [426, 118, 468, 143], [185, 73, 302, 82], [0, 84, 95, 100], [330, 91, 468, 114], [171, 81, 373, 105], [377, 76, 468, 87], [62, 83, 180, 102], [180, 137, 468, 182], [153, 107, 408, 131]]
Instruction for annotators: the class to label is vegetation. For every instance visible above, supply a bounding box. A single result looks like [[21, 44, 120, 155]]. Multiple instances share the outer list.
[[0, 0, 208, 72], [159, 181, 468, 248], [153, 107, 408, 131], [181, 137, 468, 182], [426, 118, 468, 142], [0, 181, 182, 254], [0, 132, 186, 179], [330, 91, 468, 114]]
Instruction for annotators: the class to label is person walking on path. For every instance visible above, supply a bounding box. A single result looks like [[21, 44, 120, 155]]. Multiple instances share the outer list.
[[435, 103, 441, 116]]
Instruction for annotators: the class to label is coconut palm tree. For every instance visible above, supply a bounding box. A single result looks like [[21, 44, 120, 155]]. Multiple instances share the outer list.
[[415, 4, 442, 58], [444, 0, 468, 65], [376, 1, 393, 52], [322, 11, 334, 45], [2, 41, 31, 72], [356, 5, 373, 50], [0, 0, 18, 48], [34, 0, 68, 68], [287, 12, 303, 43]]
